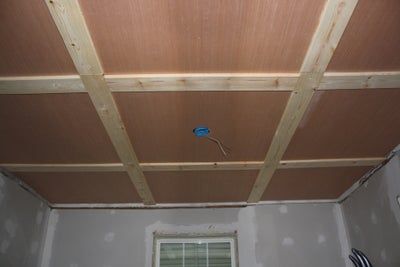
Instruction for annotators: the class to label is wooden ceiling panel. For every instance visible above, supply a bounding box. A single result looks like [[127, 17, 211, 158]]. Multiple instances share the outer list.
[[0, 94, 120, 163], [17, 172, 141, 203], [146, 170, 257, 203], [0, 0, 76, 75], [114, 91, 289, 162], [283, 89, 400, 160], [262, 167, 370, 200], [328, 0, 400, 71], [79, 0, 325, 73]]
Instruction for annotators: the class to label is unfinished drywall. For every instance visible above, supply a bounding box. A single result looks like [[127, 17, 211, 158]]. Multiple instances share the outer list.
[[0, 171, 50, 267], [41, 203, 349, 267], [341, 148, 400, 267]]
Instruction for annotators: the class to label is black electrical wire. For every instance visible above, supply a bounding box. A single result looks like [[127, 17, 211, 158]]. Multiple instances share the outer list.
[[349, 248, 373, 267]]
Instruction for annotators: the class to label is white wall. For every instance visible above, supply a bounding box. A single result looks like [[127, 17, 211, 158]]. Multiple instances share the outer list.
[[0, 171, 50, 267], [3, 151, 399, 267], [41, 203, 349, 267], [341, 150, 400, 267]]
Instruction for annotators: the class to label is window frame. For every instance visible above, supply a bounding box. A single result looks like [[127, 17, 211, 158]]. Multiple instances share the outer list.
[[153, 233, 239, 267]]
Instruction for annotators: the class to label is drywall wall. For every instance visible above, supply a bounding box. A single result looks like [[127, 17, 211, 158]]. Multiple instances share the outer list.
[[341, 148, 400, 267], [41, 203, 350, 267], [0, 171, 50, 267]]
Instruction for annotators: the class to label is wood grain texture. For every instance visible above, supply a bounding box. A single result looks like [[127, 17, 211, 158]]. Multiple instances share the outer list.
[[18, 172, 141, 203], [262, 167, 371, 200], [284, 89, 400, 159], [320, 72, 400, 90], [80, 0, 325, 73], [107, 73, 298, 92], [328, 0, 400, 71], [44, 0, 102, 75], [2, 72, 400, 94], [2, 158, 383, 172], [0, 0, 76, 75], [80, 75, 155, 204], [0, 76, 85, 94], [0, 94, 120, 163], [45, 0, 155, 204], [146, 171, 257, 203], [114, 91, 289, 162], [248, 0, 359, 202]]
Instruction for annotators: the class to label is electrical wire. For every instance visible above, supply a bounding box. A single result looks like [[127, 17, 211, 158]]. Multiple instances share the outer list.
[[205, 136, 231, 158], [349, 248, 373, 267]]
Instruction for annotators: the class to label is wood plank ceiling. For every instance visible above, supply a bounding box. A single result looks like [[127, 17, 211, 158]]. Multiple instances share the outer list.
[[0, 0, 399, 206]]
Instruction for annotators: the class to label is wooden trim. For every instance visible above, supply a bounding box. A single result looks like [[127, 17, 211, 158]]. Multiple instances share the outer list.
[[45, 0, 101, 75], [106, 73, 298, 92], [0, 75, 85, 94], [248, 0, 359, 203], [278, 158, 383, 169], [320, 72, 400, 90], [45, 0, 155, 204], [141, 161, 262, 171], [1, 158, 383, 172], [50, 199, 337, 209], [1, 72, 399, 94], [1, 163, 125, 172]]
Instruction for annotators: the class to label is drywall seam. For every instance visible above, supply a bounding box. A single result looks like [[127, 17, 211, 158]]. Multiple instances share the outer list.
[[39, 210, 59, 267], [333, 204, 352, 267], [338, 145, 400, 203], [0, 169, 52, 208], [35, 205, 51, 267]]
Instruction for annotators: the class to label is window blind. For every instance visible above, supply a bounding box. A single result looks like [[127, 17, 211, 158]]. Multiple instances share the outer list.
[[158, 240, 233, 267]]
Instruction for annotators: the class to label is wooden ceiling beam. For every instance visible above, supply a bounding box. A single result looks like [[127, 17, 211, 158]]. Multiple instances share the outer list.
[[44, 0, 155, 204], [247, 0, 359, 203], [1, 157, 384, 172], [1, 72, 399, 94]]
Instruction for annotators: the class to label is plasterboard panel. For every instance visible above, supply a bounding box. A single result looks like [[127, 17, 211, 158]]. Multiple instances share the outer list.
[[146, 170, 257, 203], [17, 172, 141, 203], [283, 89, 400, 159], [328, 0, 400, 71], [114, 91, 289, 162], [80, 0, 325, 73], [0, 94, 120, 163], [0, 0, 76, 75], [262, 167, 371, 200]]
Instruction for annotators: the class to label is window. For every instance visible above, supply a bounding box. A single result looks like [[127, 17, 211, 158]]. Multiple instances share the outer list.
[[154, 234, 237, 267]]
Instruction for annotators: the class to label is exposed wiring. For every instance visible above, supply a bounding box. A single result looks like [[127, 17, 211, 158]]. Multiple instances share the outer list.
[[193, 126, 231, 158], [205, 136, 231, 157], [349, 248, 373, 267]]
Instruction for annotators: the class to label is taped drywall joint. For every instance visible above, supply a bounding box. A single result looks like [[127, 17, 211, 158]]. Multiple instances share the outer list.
[[0, 169, 52, 208], [338, 144, 400, 203]]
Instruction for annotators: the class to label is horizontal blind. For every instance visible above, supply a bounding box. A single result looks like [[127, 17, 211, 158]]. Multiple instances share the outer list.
[[159, 241, 232, 267]]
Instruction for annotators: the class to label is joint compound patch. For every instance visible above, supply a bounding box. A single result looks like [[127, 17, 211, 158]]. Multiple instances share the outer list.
[[0, 240, 10, 254], [36, 211, 44, 225], [317, 234, 326, 244], [5, 219, 17, 238], [282, 237, 294, 246], [370, 212, 378, 224], [380, 249, 387, 262], [30, 241, 39, 254], [279, 205, 288, 214], [104, 232, 115, 242]]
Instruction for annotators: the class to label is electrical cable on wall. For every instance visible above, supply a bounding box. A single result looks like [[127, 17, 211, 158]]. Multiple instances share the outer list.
[[193, 126, 231, 157], [349, 248, 373, 267]]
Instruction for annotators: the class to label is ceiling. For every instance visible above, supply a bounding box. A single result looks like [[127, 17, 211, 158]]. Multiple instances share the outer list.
[[0, 0, 399, 206]]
